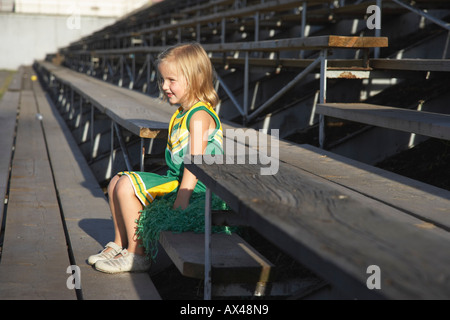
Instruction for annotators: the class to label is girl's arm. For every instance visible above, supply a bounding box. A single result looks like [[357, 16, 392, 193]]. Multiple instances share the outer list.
[[173, 110, 213, 210]]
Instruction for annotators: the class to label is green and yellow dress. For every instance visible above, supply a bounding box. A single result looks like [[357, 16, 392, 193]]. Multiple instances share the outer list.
[[118, 102, 228, 260]]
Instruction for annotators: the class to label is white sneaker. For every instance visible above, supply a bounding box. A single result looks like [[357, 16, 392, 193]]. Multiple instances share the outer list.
[[94, 249, 151, 274], [87, 242, 123, 266]]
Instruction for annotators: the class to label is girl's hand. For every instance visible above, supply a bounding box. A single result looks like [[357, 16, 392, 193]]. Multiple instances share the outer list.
[[172, 188, 192, 210]]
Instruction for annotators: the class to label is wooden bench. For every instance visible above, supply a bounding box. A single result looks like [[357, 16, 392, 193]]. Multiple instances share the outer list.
[[33, 61, 289, 298], [0, 68, 22, 235], [159, 231, 276, 297], [316, 102, 450, 147], [0, 66, 161, 300], [65, 35, 387, 125], [0, 67, 76, 299], [222, 126, 450, 229], [34, 60, 172, 183], [34, 59, 450, 299], [34, 60, 172, 139], [186, 136, 450, 299], [371, 58, 450, 73], [34, 67, 164, 300]]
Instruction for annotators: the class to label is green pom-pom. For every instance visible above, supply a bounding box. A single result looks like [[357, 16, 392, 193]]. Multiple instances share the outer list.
[[136, 192, 235, 261]]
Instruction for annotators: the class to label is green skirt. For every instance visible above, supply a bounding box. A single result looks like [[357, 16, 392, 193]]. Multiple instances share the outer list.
[[119, 171, 231, 261]]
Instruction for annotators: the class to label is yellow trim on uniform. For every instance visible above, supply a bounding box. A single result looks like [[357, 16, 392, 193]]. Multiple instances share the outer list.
[[118, 171, 179, 207], [146, 180, 179, 204], [167, 102, 223, 156]]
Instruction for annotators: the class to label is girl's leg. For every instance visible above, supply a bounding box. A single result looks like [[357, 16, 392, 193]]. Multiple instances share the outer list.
[[87, 174, 127, 265], [112, 175, 145, 256], [107, 174, 128, 249]]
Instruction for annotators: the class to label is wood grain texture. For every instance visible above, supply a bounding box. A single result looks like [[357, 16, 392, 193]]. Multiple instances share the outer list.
[[160, 231, 273, 283], [221, 122, 450, 230], [317, 103, 450, 140], [36, 61, 173, 139], [278, 143, 450, 231], [372, 58, 450, 72], [187, 157, 450, 299], [0, 90, 20, 225], [95, 36, 388, 56], [0, 87, 75, 300], [32, 71, 161, 300]]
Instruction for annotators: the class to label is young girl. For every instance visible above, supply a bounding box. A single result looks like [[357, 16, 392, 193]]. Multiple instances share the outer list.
[[88, 42, 224, 273]]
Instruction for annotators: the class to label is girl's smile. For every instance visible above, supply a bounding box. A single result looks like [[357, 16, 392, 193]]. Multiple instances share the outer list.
[[158, 60, 188, 107]]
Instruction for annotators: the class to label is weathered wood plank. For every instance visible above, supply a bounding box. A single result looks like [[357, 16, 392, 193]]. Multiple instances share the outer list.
[[7, 67, 23, 92], [372, 58, 450, 72], [316, 103, 450, 140], [0, 87, 75, 300], [0, 91, 20, 225], [94, 36, 389, 56], [36, 61, 172, 139], [278, 143, 450, 231], [326, 36, 388, 49], [210, 57, 371, 70], [221, 123, 450, 230], [31, 71, 162, 300], [186, 156, 450, 299], [160, 231, 273, 283], [0, 68, 22, 222]]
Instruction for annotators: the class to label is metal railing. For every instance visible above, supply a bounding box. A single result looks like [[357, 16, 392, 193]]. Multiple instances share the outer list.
[[388, 0, 450, 58]]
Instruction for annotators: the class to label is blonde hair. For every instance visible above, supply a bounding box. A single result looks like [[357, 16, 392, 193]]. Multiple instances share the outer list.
[[157, 42, 219, 109]]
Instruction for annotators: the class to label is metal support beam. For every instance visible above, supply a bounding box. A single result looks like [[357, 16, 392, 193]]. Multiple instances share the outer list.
[[254, 11, 259, 42], [140, 138, 145, 172], [247, 55, 321, 122], [131, 54, 136, 89], [204, 187, 212, 300], [443, 31, 450, 59], [319, 49, 328, 149], [216, 74, 245, 116], [300, 1, 307, 59], [109, 121, 115, 179], [113, 122, 133, 171], [146, 54, 152, 94], [221, 17, 226, 44], [374, 0, 382, 58], [119, 55, 124, 87], [390, 0, 450, 31], [123, 57, 135, 89], [244, 51, 250, 123], [70, 87, 74, 120], [197, 23, 201, 43], [90, 104, 95, 161]]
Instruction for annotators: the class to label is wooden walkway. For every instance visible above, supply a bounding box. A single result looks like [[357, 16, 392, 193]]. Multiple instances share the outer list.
[[0, 67, 161, 300]]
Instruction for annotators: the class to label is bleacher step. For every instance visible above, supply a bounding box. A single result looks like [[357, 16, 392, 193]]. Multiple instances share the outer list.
[[0, 69, 21, 232], [159, 231, 273, 285], [317, 102, 450, 140], [31, 68, 161, 300], [0, 75, 74, 300]]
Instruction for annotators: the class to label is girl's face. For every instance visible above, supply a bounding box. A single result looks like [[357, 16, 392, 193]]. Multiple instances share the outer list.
[[159, 60, 188, 107]]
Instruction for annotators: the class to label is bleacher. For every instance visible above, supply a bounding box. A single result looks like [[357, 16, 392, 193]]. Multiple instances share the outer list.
[[2, 0, 450, 300]]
